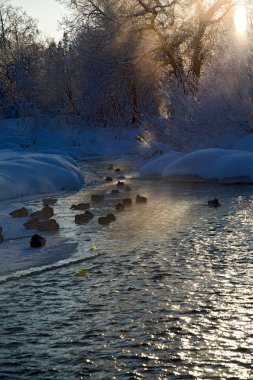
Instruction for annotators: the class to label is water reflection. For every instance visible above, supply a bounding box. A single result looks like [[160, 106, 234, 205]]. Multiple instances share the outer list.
[[0, 161, 253, 379]]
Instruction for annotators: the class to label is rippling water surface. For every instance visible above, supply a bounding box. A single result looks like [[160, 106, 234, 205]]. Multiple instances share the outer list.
[[0, 160, 253, 379]]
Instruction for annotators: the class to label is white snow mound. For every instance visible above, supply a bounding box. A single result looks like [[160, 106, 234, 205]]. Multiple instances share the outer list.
[[0, 151, 84, 201], [140, 148, 253, 183]]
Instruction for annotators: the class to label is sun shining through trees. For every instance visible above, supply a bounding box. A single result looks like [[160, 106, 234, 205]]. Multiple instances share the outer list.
[[234, 3, 247, 36], [0, 0, 252, 124]]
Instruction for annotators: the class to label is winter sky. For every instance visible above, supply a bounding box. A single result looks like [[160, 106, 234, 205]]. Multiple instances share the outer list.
[[10, 0, 67, 40]]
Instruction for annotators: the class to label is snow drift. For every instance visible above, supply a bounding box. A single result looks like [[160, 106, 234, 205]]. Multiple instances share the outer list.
[[0, 151, 84, 201], [140, 148, 253, 183]]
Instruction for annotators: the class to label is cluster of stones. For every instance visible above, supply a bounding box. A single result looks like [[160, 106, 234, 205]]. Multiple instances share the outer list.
[[68, 164, 149, 228], [1, 197, 60, 248], [0, 164, 150, 248], [0, 159, 221, 250], [10, 199, 60, 232], [73, 185, 147, 226]]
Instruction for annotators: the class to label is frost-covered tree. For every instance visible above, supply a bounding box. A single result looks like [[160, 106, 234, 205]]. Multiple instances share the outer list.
[[1, 0, 251, 130], [57, 0, 239, 125], [58, 0, 157, 124], [0, 0, 42, 118], [41, 35, 82, 116], [160, 4, 253, 149]]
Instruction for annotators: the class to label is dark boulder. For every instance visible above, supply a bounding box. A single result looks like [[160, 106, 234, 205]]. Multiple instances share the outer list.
[[37, 219, 59, 231], [122, 198, 132, 207], [30, 204, 54, 220], [23, 218, 40, 230], [115, 203, 125, 212], [98, 216, 110, 226], [106, 213, 116, 222], [91, 194, 104, 202], [30, 234, 46, 248], [98, 213, 116, 226], [136, 195, 147, 204], [208, 199, 220, 207], [0, 227, 3, 243], [70, 203, 90, 210], [42, 198, 57, 206], [10, 207, 28, 218], [75, 211, 94, 224]]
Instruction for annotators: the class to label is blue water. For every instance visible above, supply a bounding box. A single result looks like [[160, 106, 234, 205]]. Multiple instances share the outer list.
[[0, 160, 253, 379]]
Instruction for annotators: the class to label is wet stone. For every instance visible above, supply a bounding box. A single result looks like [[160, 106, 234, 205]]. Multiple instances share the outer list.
[[136, 194, 147, 204], [10, 207, 28, 218], [91, 194, 104, 202], [70, 203, 90, 210], [75, 211, 94, 225]]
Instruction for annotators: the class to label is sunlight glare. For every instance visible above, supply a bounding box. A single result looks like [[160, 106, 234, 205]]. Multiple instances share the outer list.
[[234, 4, 247, 35]]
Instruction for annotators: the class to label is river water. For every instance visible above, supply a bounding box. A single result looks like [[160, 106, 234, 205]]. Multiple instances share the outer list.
[[0, 160, 253, 379]]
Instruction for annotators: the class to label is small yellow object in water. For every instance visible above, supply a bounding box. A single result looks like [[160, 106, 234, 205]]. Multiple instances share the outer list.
[[75, 268, 90, 277], [90, 245, 97, 251]]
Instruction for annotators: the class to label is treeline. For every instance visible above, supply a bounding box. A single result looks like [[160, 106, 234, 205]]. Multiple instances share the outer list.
[[1, 0, 253, 129]]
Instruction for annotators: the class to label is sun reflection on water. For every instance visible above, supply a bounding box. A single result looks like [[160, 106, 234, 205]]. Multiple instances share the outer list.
[[1, 163, 253, 379]]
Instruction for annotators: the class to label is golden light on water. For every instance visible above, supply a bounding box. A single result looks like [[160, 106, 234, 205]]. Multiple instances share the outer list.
[[234, 4, 247, 35]]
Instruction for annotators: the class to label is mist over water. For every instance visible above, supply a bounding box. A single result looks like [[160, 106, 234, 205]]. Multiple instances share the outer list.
[[0, 160, 253, 379]]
